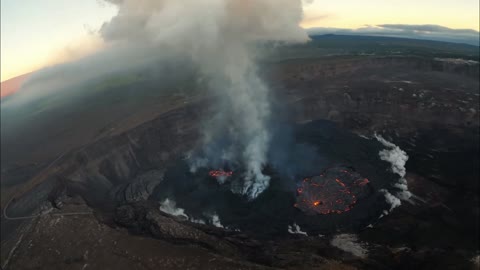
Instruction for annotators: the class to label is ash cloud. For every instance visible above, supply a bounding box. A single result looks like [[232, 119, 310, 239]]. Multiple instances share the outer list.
[[97, 0, 309, 199]]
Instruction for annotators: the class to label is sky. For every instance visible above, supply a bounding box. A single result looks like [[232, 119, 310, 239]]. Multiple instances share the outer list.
[[301, 0, 479, 30], [1, 0, 479, 82]]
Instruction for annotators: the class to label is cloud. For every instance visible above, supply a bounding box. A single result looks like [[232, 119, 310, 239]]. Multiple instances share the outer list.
[[378, 24, 478, 35], [307, 24, 480, 45]]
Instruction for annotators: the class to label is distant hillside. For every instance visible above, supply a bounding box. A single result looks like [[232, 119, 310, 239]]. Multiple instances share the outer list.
[[1, 73, 33, 98], [267, 34, 479, 62], [307, 25, 480, 46]]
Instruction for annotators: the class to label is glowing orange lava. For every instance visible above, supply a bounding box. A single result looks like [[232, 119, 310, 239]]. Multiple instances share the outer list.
[[295, 168, 370, 215], [209, 170, 233, 178], [355, 178, 370, 186]]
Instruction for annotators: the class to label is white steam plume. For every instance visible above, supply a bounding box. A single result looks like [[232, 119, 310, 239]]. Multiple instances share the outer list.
[[375, 134, 413, 213], [159, 198, 189, 219], [375, 135, 408, 177], [100, 0, 309, 199], [380, 189, 402, 212], [288, 223, 308, 236], [160, 199, 226, 227], [209, 214, 224, 228], [330, 234, 368, 259]]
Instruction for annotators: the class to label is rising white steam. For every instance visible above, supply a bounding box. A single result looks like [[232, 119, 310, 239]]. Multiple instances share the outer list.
[[287, 223, 308, 236], [330, 234, 368, 259], [380, 189, 402, 212], [100, 0, 309, 200], [159, 198, 189, 219], [209, 214, 224, 228], [189, 217, 207, 225], [160, 199, 228, 227], [471, 254, 480, 268], [375, 135, 408, 177], [375, 134, 413, 213]]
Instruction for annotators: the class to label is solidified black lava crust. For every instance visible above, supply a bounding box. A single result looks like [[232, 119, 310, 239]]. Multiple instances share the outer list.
[[150, 120, 400, 237]]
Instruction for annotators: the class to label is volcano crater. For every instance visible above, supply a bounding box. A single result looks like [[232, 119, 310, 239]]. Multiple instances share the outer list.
[[150, 120, 400, 237]]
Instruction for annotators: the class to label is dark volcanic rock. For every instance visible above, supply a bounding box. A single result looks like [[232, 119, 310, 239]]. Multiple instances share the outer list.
[[111, 170, 164, 204], [114, 202, 238, 256], [3, 51, 478, 269]]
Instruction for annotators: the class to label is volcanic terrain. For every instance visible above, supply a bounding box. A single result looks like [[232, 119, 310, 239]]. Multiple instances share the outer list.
[[1, 36, 479, 270]]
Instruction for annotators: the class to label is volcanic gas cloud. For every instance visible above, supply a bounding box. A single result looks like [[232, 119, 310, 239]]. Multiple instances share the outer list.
[[100, 0, 309, 199]]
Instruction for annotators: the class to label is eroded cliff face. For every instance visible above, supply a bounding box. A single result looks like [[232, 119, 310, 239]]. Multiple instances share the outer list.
[[54, 103, 205, 208]]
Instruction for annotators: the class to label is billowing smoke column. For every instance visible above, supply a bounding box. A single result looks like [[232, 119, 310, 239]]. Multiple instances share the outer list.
[[100, 0, 310, 199]]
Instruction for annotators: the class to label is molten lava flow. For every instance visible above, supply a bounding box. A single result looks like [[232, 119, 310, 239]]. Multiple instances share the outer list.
[[295, 167, 370, 215], [209, 170, 233, 178], [355, 178, 370, 186]]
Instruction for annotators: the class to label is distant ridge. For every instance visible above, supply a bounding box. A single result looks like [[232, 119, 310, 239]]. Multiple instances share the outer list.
[[308, 34, 480, 48], [307, 25, 480, 46], [1, 72, 33, 98]]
